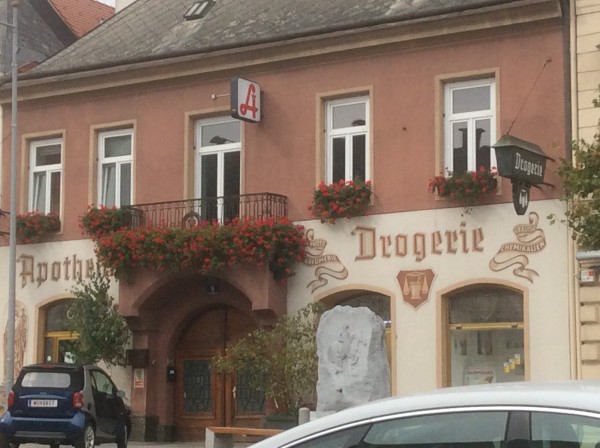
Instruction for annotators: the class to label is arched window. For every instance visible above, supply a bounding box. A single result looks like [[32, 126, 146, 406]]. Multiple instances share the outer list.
[[445, 286, 525, 386], [40, 300, 77, 363]]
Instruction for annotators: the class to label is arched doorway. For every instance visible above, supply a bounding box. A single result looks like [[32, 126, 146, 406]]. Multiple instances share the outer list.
[[174, 304, 265, 440]]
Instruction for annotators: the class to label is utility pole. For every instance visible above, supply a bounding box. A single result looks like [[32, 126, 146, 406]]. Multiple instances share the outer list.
[[2, 0, 19, 399]]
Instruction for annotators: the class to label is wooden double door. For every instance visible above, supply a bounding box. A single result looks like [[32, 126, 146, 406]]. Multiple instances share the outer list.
[[174, 305, 265, 440]]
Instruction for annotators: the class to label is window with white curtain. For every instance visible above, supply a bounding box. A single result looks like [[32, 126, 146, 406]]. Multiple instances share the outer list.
[[98, 129, 133, 207], [29, 138, 62, 214]]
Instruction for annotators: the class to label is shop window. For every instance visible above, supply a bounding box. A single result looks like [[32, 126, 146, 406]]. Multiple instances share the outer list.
[[29, 138, 62, 214], [446, 287, 524, 386], [98, 128, 133, 207], [325, 96, 370, 183], [444, 79, 496, 175], [42, 300, 77, 363]]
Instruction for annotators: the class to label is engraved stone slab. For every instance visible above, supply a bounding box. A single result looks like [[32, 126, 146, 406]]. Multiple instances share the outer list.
[[316, 305, 391, 412]]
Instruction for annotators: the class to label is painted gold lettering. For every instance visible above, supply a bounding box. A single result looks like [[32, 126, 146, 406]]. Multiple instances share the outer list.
[[380, 235, 392, 258], [63, 257, 71, 281], [18, 255, 34, 288], [432, 231, 443, 255], [353, 226, 376, 260], [36, 262, 48, 288], [446, 230, 458, 254], [85, 259, 95, 278], [460, 222, 468, 253], [395, 235, 407, 257], [473, 228, 484, 252], [413, 233, 426, 262], [51, 262, 61, 281]]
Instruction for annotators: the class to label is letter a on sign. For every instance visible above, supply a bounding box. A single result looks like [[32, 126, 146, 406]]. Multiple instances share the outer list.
[[230, 77, 261, 122]]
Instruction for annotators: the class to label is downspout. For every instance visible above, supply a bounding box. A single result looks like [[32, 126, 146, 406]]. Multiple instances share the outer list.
[[567, 0, 580, 379]]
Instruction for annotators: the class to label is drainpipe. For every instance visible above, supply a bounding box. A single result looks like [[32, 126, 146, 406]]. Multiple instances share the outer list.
[[568, 0, 580, 379]]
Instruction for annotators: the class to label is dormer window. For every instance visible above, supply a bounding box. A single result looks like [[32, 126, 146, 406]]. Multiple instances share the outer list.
[[184, 0, 216, 20]]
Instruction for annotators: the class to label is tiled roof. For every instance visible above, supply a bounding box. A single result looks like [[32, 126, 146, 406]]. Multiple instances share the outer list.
[[27, 0, 523, 77], [48, 0, 115, 38]]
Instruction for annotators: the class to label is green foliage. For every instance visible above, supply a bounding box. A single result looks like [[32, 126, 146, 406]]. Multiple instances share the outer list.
[[214, 302, 323, 415], [555, 86, 600, 249], [66, 273, 130, 366]]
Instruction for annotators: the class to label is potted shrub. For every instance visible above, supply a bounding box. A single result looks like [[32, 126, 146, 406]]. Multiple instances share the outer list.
[[79, 205, 130, 239], [214, 302, 323, 428], [429, 166, 498, 207], [310, 179, 372, 223], [16, 211, 61, 244]]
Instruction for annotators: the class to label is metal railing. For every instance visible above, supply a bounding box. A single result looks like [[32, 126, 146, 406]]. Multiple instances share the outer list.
[[121, 193, 288, 229]]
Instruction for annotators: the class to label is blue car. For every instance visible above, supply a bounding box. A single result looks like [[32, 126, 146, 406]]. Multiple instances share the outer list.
[[0, 364, 130, 448]]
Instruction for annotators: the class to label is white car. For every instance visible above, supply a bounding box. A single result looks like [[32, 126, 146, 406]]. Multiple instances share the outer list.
[[252, 382, 600, 448]]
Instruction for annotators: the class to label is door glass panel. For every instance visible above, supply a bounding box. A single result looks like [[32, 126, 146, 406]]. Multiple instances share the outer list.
[[33, 172, 47, 211], [452, 122, 468, 174], [452, 85, 490, 114], [120, 162, 131, 207], [183, 360, 213, 414], [46, 301, 71, 332], [475, 119, 492, 171], [223, 152, 240, 222], [236, 370, 264, 414], [50, 172, 61, 214], [104, 135, 131, 157], [332, 137, 345, 182], [201, 122, 240, 146], [332, 102, 366, 129], [102, 163, 116, 207], [36, 144, 61, 166], [201, 154, 218, 221], [352, 134, 366, 180]]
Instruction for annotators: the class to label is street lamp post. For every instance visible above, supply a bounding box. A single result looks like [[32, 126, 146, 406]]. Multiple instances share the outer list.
[[2, 0, 19, 398]]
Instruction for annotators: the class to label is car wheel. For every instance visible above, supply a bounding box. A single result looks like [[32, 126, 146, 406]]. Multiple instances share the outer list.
[[74, 424, 95, 448], [116, 423, 128, 448]]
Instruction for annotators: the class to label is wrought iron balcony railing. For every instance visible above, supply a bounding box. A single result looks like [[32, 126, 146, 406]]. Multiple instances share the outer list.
[[121, 193, 288, 229]]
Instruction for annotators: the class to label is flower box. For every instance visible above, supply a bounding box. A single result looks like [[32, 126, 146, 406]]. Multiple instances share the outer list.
[[429, 167, 498, 207], [310, 179, 372, 224], [16, 211, 61, 244]]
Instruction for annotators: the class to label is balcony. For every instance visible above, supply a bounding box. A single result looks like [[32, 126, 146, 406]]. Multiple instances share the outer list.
[[121, 192, 288, 229]]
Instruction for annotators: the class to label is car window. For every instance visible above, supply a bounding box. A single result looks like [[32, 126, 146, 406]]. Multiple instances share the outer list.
[[91, 370, 116, 395], [531, 412, 600, 448], [361, 411, 508, 448], [20, 372, 72, 388], [293, 425, 370, 448]]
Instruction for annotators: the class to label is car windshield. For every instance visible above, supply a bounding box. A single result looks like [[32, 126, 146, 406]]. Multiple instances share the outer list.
[[19, 371, 77, 389]]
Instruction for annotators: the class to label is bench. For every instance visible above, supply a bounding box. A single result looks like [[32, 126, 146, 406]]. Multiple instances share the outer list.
[[206, 426, 283, 448]]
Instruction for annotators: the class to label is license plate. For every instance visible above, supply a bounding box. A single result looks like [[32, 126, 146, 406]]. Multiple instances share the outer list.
[[29, 399, 58, 408]]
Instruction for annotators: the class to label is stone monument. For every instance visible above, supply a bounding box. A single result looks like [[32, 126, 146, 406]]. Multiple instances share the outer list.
[[316, 305, 391, 413]]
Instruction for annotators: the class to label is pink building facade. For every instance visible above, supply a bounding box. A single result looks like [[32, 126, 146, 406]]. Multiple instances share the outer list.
[[0, 0, 575, 441]]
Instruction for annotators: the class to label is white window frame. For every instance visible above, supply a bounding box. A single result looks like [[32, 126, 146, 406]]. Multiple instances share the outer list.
[[194, 117, 242, 222], [325, 96, 370, 184], [97, 128, 133, 208], [29, 137, 63, 214], [444, 78, 496, 174]]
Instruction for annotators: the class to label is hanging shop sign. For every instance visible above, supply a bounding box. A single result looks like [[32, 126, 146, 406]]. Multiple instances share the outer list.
[[231, 77, 261, 122], [492, 134, 554, 215]]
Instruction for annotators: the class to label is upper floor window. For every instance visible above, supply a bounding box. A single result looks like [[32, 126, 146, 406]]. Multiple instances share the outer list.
[[326, 96, 370, 183], [98, 129, 133, 207], [195, 117, 241, 222], [29, 138, 62, 214], [444, 79, 496, 175]]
